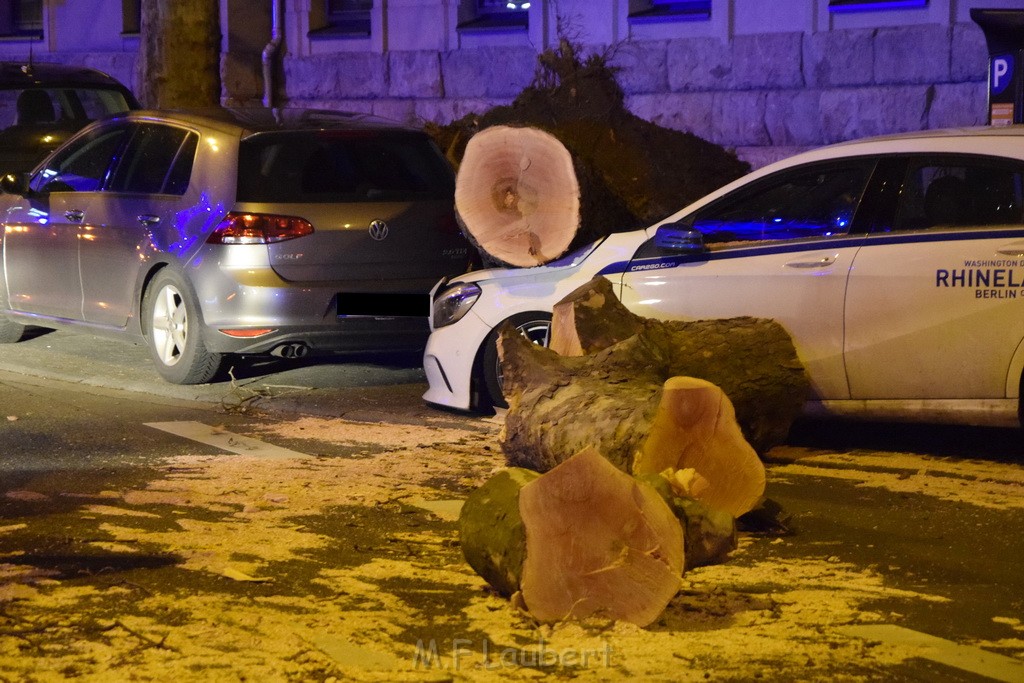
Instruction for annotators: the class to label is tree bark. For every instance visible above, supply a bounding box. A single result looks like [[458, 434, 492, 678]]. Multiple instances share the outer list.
[[458, 467, 538, 598], [501, 276, 808, 465], [455, 125, 580, 267], [139, 0, 221, 108]]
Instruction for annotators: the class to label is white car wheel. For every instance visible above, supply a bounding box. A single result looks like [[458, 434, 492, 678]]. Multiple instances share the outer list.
[[480, 312, 552, 409]]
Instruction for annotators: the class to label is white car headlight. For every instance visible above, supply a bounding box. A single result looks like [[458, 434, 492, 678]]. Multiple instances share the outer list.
[[432, 282, 481, 329]]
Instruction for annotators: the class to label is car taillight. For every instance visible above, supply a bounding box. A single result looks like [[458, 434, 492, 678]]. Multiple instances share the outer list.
[[207, 212, 314, 245]]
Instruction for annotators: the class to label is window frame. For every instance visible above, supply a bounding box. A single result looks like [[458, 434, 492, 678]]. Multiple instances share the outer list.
[[457, 0, 529, 32], [885, 153, 1024, 234], [628, 0, 711, 25], [0, 0, 43, 38], [686, 158, 879, 244], [107, 123, 199, 197], [122, 0, 141, 35], [310, 0, 372, 38], [828, 0, 928, 14]]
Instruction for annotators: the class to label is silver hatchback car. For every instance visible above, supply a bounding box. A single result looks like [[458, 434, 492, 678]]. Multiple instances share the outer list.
[[0, 108, 473, 383]]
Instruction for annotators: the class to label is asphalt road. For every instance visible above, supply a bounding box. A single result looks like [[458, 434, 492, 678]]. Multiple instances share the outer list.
[[1, 328, 1023, 681]]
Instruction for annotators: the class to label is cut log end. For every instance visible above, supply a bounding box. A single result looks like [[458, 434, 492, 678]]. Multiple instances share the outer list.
[[455, 125, 580, 268], [634, 377, 766, 518], [518, 447, 684, 626]]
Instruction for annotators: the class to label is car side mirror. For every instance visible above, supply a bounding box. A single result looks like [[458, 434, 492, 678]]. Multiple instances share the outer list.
[[0, 172, 32, 196], [654, 222, 705, 254]]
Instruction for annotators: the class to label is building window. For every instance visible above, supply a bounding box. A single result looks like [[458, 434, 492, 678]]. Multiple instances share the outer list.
[[123, 0, 141, 35], [458, 0, 529, 31], [0, 0, 42, 37], [311, 0, 372, 37], [628, 0, 711, 24], [829, 0, 928, 12]]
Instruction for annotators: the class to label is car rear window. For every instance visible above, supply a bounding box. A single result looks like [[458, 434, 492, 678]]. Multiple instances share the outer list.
[[0, 87, 132, 127], [236, 130, 455, 203]]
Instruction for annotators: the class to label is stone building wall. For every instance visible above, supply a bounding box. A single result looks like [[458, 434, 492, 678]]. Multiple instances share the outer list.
[[279, 13, 997, 168], [0, 1, 1017, 169]]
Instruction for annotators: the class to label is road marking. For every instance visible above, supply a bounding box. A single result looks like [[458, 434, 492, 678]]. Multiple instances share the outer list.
[[144, 421, 310, 459], [839, 624, 1024, 682]]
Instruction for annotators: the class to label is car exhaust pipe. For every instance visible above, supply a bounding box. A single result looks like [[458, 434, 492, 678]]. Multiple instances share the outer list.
[[270, 342, 309, 359]]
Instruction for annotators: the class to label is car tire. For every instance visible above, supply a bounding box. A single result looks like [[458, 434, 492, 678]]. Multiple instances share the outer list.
[[480, 311, 553, 410], [143, 269, 223, 384], [0, 315, 25, 343]]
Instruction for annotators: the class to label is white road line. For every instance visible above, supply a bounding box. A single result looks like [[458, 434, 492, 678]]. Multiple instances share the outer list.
[[144, 421, 310, 459], [839, 624, 1024, 682]]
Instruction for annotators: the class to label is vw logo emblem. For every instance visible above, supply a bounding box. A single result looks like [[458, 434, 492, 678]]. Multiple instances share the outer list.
[[368, 220, 389, 241]]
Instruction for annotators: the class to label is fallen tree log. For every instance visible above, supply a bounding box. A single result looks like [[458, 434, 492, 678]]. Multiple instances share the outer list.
[[459, 463, 737, 598], [459, 448, 685, 626], [455, 125, 580, 267], [501, 276, 808, 464]]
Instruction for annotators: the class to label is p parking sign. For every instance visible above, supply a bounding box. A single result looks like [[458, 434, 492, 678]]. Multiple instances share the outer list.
[[972, 9, 1024, 126], [991, 54, 1014, 96]]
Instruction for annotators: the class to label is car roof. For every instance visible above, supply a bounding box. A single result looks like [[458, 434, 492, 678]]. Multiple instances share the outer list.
[[786, 125, 1024, 165], [657, 124, 1024, 225], [122, 107, 427, 138], [0, 61, 134, 91]]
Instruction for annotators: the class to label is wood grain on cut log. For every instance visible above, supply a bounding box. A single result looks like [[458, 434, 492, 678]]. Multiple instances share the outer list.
[[517, 447, 683, 626], [454, 126, 580, 267], [633, 377, 766, 517], [501, 276, 807, 467]]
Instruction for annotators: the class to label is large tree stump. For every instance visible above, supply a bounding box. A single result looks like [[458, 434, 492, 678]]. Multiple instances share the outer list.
[[455, 126, 580, 267], [459, 448, 684, 627], [500, 276, 807, 467]]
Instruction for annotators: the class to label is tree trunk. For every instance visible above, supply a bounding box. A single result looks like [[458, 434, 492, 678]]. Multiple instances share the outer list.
[[139, 0, 221, 108], [455, 125, 581, 267], [501, 276, 808, 463]]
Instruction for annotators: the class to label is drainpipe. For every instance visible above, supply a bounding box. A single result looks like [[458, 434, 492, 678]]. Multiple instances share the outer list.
[[262, 0, 284, 108]]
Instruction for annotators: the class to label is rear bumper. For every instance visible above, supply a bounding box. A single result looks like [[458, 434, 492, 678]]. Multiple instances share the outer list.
[[206, 316, 430, 355], [188, 250, 435, 354]]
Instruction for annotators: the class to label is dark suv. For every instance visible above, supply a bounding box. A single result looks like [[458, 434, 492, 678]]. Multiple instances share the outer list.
[[0, 61, 138, 175]]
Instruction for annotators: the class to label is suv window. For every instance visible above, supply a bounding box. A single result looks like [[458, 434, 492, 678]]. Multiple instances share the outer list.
[[30, 125, 129, 193], [892, 160, 1024, 231], [0, 87, 132, 127], [690, 161, 876, 243], [108, 123, 198, 195], [236, 131, 455, 203]]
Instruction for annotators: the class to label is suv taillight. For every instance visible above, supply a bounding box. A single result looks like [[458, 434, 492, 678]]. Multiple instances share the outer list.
[[207, 212, 314, 245]]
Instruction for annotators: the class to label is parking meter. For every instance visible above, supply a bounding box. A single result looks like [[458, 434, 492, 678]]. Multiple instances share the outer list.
[[971, 8, 1024, 126]]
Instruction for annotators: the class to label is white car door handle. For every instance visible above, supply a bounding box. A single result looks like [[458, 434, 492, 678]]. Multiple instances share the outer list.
[[996, 245, 1024, 257], [64, 209, 84, 222], [785, 254, 838, 269], [138, 214, 161, 227]]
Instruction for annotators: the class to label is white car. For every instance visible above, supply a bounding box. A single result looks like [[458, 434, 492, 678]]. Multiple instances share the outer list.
[[424, 126, 1024, 427]]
